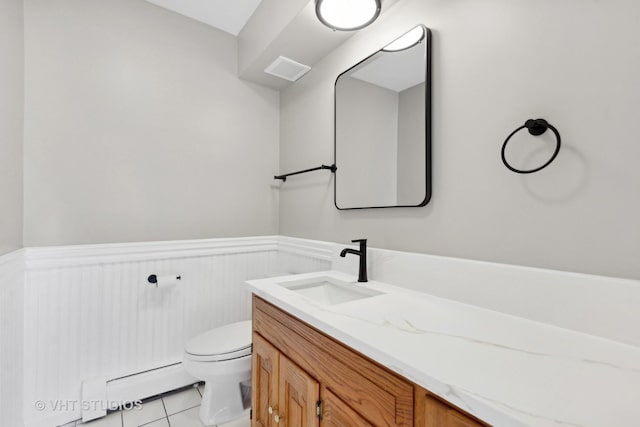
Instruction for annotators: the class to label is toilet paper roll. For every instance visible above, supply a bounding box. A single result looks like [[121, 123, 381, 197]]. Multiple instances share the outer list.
[[154, 275, 180, 288]]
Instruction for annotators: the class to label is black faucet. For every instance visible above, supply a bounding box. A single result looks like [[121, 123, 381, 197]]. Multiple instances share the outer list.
[[340, 239, 368, 283]]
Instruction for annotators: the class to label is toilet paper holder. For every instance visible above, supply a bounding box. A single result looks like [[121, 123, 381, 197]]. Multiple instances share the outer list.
[[147, 274, 181, 285]]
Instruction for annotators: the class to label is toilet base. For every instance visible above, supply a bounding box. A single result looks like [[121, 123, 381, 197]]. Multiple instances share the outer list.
[[196, 361, 252, 426]]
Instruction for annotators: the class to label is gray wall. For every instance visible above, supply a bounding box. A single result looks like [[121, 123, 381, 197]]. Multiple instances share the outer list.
[[23, 0, 280, 246], [0, 0, 24, 255], [335, 76, 398, 208], [397, 82, 426, 205], [280, 0, 640, 280]]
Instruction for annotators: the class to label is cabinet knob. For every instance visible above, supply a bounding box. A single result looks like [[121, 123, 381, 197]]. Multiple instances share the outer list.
[[268, 406, 273, 415], [274, 414, 282, 423]]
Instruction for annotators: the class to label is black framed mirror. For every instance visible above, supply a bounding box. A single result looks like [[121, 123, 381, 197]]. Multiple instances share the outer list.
[[334, 25, 431, 210]]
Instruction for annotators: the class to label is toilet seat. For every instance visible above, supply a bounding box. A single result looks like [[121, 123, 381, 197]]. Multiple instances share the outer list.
[[185, 320, 252, 362], [185, 346, 251, 362]]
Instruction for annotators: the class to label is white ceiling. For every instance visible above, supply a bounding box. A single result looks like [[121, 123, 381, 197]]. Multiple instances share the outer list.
[[144, 0, 405, 90], [349, 43, 426, 92], [146, 0, 263, 36]]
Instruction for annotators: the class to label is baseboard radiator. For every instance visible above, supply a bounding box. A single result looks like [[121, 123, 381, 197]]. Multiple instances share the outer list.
[[81, 362, 197, 423]]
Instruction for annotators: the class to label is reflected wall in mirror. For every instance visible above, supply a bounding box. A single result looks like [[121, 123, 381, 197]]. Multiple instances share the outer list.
[[334, 25, 431, 210]]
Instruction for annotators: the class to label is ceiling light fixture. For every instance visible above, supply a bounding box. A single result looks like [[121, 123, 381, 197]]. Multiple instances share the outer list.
[[315, 0, 381, 31]]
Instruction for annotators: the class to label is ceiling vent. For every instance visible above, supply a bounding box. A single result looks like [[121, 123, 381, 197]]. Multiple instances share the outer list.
[[264, 56, 311, 82]]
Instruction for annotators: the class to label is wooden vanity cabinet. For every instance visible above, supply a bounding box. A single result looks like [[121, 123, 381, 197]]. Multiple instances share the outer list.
[[251, 296, 487, 427]]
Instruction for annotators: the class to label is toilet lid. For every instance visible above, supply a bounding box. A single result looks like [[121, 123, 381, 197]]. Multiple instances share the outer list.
[[185, 320, 252, 361]]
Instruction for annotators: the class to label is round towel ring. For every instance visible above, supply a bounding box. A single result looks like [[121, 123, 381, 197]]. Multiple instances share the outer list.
[[501, 118, 561, 174]]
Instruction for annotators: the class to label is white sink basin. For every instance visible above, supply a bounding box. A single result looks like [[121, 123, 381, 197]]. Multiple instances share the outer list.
[[279, 276, 383, 305]]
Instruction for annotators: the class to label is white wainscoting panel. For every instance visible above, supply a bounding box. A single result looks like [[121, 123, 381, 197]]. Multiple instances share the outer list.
[[23, 237, 283, 427], [20, 236, 331, 426], [276, 236, 332, 276], [0, 250, 24, 427]]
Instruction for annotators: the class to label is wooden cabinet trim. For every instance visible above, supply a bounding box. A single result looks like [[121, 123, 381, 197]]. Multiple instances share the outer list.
[[321, 386, 373, 427], [252, 333, 279, 427], [414, 386, 489, 427]]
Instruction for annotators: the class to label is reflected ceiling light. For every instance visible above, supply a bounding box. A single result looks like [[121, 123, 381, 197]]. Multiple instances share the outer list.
[[315, 0, 381, 31], [382, 26, 426, 52]]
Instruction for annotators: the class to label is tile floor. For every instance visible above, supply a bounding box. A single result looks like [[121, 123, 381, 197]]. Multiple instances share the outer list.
[[58, 384, 250, 427]]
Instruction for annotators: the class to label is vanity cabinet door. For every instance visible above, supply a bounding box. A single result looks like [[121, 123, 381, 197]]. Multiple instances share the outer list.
[[321, 388, 372, 427], [253, 332, 320, 427], [278, 356, 319, 427], [415, 389, 485, 427], [253, 333, 279, 427]]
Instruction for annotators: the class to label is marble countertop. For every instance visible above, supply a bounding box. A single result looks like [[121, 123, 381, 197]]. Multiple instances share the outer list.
[[246, 271, 640, 427]]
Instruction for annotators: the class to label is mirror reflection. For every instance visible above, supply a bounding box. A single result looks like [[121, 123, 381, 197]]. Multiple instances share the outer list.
[[334, 25, 431, 210]]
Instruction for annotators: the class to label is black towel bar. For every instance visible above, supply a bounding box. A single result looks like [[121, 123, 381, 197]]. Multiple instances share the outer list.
[[274, 164, 337, 182]]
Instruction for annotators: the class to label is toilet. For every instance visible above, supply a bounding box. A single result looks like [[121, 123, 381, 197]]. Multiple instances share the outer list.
[[183, 320, 252, 426]]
